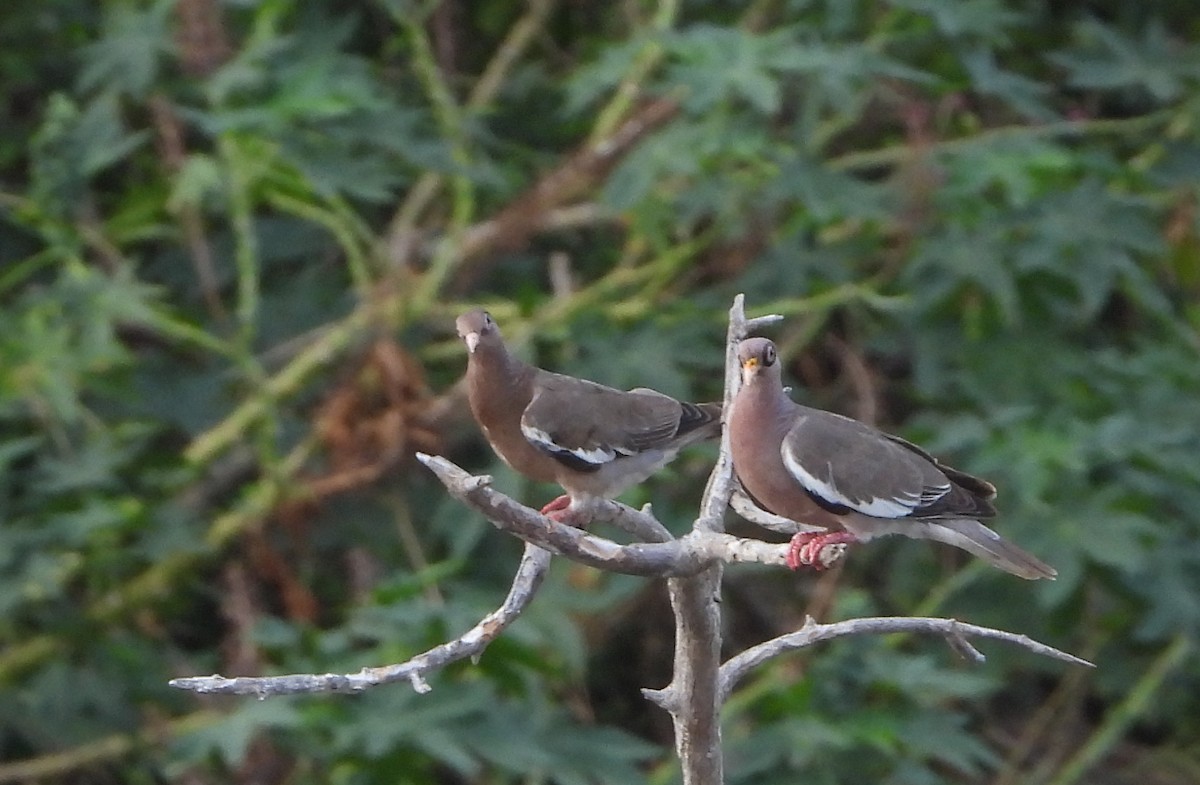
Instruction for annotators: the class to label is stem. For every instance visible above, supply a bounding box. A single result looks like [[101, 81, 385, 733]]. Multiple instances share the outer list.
[[184, 306, 373, 465], [588, 0, 680, 142], [385, 0, 556, 248], [218, 135, 260, 341], [392, 6, 475, 307], [1044, 634, 1191, 785], [266, 190, 373, 296], [0, 712, 220, 784], [827, 111, 1177, 173]]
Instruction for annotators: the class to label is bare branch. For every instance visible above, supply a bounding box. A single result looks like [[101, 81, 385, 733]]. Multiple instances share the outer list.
[[590, 499, 675, 543], [685, 531, 788, 567], [744, 313, 785, 332], [729, 483, 824, 536], [944, 619, 988, 664], [169, 434, 793, 699], [656, 293, 784, 785], [415, 453, 700, 575], [415, 453, 784, 574], [169, 542, 552, 696], [718, 615, 1094, 702]]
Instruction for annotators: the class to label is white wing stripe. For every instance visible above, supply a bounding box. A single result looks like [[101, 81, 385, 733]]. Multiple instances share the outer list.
[[904, 484, 951, 503], [782, 447, 914, 518], [522, 424, 615, 465], [921, 484, 951, 503]]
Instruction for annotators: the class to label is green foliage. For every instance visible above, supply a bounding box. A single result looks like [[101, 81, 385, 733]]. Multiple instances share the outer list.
[[2, 0, 1199, 783]]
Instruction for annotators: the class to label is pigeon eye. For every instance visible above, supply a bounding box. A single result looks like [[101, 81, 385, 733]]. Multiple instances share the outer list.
[[764, 345, 776, 365]]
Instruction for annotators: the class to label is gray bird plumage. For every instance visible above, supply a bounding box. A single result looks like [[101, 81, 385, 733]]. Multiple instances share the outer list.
[[456, 309, 722, 517], [728, 337, 1055, 580]]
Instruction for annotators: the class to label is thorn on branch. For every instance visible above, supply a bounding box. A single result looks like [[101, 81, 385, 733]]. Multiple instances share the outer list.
[[944, 620, 987, 664], [409, 671, 432, 694], [641, 686, 679, 713]]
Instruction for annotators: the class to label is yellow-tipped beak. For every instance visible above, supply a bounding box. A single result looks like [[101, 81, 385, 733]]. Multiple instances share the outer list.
[[740, 357, 760, 384], [464, 332, 480, 353]]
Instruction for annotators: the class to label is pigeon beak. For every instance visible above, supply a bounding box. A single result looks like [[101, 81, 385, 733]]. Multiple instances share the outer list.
[[464, 332, 480, 354], [740, 357, 759, 384]]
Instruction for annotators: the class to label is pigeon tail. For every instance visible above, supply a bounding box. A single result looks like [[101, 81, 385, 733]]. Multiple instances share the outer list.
[[927, 519, 1057, 580]]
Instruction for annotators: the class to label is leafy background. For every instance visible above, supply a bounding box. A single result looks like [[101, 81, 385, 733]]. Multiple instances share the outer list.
[[1, 0, 1199, 783]]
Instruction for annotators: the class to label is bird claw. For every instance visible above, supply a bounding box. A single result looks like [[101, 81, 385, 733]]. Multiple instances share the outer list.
[[539, 495, 592, 528], [539, 495, 572, 515], [786, 531, 857, 571]]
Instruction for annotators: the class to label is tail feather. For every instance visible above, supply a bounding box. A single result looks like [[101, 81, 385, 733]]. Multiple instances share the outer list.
[[927, 519, 1057, 580], [676, 401, 723, 442]]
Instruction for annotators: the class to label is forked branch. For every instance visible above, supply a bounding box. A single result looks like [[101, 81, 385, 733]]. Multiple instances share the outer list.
[[168, 451, 794, 697], [170, 542, 552, 696], [718, 615, 1094, 703]]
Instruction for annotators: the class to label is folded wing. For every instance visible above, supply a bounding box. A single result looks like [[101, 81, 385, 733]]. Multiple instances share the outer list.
[[520, 374, 694, 472], [780, 410, 995, 520]]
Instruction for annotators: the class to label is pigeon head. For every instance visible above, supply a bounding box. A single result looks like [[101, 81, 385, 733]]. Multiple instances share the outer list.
[[736, 337, 780, 386], [456, 309, 502, 354]]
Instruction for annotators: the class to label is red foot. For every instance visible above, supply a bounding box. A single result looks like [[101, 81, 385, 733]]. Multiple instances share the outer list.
[[539, 495, 589, 527], [546, 508, 579, 525], [786, 531, 858, 570], [539, 495, 572, 515]]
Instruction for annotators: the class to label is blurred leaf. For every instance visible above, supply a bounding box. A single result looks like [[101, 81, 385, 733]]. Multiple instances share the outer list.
[[1050, 18, 1200, 102], [960, 47, 1055, 121], [77, 0, 172, 98], [173, 700, 304, 766], [29, 94, 149, 223], [666, 25, 788, 114], [890, 0, 1026, 42]]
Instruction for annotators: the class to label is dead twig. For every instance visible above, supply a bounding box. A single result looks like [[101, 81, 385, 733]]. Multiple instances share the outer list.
[[170, 542, 552, 696], [729, 483, 823, 536], [415, 453, 790, 576], [718, 615, 1094, 703]]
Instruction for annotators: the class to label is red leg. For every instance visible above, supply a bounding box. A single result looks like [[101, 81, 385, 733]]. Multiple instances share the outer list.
[[539, 495, 571, 515], [540, 495, 591, 527], [786, 531, 858, 570]]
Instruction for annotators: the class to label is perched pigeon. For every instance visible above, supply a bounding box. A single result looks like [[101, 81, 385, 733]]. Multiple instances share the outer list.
[[456, 309, 722, 521], [728, 337, 1055, 579]]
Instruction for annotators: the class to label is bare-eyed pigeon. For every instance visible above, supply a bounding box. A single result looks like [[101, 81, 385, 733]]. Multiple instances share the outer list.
[[728, 337, 1055, 579], [456, 309, 722, 522]]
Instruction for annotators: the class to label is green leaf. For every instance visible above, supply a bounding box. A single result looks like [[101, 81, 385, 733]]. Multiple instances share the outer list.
[[77, 0, 173, 98], [960, 47, 1054, 121], [891, 0, 1027, 42], [172, 700, 303, 767], [1049, 18, 1200, 102]]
